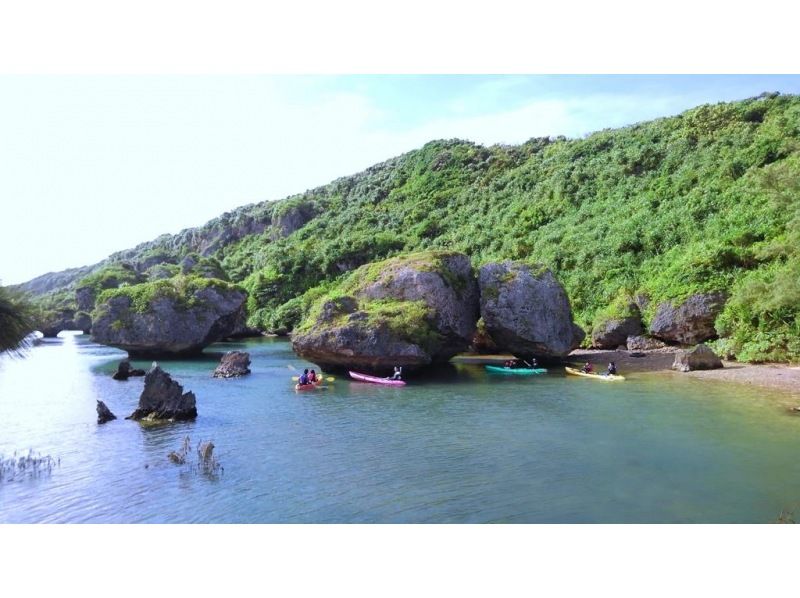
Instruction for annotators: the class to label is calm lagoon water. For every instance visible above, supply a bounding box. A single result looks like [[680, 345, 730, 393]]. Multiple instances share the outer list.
[[1, 333, 799, 523]]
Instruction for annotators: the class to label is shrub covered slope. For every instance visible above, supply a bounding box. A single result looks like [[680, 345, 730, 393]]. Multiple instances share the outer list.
[[20, 93, 800, 362]]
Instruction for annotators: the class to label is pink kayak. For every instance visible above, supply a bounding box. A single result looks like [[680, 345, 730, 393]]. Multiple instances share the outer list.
[[348, 371, 407, 386]]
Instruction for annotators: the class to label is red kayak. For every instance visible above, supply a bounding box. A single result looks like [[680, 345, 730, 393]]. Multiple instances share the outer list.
[[348, 371, 406, 386]]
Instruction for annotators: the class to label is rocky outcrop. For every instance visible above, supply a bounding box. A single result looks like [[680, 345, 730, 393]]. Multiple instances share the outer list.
[[96, 400, 117, 424], [91, 279, 247, 358], [112, 359, 146, 380], [127, 364, 197, 421], [478, 261, 584, 358], [213, 351, 251, 378], [591, 314, 644, 349], [470, 318, 498, 353], [38, 309, 80, 337], [225, 309, 263, 339], [626, 335, 667, 351], [672, 344, 723, 372], [292, 251, 479, 372], [271, 201, 319, 239], [650, 292, 727, 345]]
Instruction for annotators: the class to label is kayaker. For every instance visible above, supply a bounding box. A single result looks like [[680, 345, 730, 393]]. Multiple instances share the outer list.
[[388, 366, 403, 380], [299, 369, 310, 385], [308, 369, 318, 384], [581, 362, 594, 374], [607, 362, 617, 376]]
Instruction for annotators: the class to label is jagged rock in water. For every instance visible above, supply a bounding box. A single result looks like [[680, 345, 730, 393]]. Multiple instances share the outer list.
[[91, 278, 246, 358], [292, 251, 479, 372], [650, 292, 727, 345], [672, 344, 724, 372], [213, 351, 251, 378], [112, 359, 146, 381], [126, 364, 197, 421], [478, 261, 584, 358], [96, 400, 117, 424], [626, 335, 667, 351]]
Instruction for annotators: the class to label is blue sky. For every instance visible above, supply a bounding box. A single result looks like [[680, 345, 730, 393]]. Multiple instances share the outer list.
[[2, 75, 800, 284]]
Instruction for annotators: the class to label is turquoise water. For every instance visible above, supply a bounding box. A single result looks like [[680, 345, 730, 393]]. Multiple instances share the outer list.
[[1, 333, 799, 523]]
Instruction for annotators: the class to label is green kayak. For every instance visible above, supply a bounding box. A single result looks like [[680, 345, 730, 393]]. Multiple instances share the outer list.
[[485, 365, 548, 375]]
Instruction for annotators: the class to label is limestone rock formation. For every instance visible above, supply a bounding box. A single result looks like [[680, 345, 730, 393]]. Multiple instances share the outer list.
[[91, 278, 247, 358], [591, 315, 644, 349], [212, 351, 251, 378], [112, 359, 146, 380], [672, 344, 724, 372], [650, 292, 727, 345], [96, 400, 117, 424], [626, 335, 667, 351], [292, 251, 480, 372], [478, 261, 584, 358], [127, 364, 197, 421]]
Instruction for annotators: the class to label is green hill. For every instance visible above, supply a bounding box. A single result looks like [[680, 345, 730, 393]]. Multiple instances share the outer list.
[[17, 93, 800, 362]]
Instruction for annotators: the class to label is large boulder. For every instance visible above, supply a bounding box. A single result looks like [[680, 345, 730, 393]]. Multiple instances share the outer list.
[[591, 314, 644, 349], [626, 335, 667, 351], [213, 351, 251, 378], [650, 292, 727, 345], [672, 344, 723, 372], [292, 251, 480, 372], [127, 363, 197, 421], [91, 277, 247, 358], [478, 261, 584, 358]]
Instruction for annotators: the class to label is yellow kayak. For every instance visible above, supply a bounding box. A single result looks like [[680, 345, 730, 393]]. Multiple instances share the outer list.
[[565, 366, 626, 381]]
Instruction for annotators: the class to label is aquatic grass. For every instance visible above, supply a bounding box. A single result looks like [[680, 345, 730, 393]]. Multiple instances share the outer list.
[[167, 436, 223, 477], [0, 450, 59, 482]]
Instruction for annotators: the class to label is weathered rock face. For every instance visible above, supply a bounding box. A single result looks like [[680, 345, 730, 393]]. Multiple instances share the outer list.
[[73, 311, 92, 334], [225, 309, 263, 339], [292, 252, 480, 372], [650, 292, 727, 345], [213, 351, 251, 378], [112, 359, 146, 380], [470, 318, 498, 353], [38, 309, 79, 337], [591, 315, 644, 349], [271, 201, 319, 239], [478, 261, 584, 358], [96, 400, 117, 424], [672, 344, 723, 372], [127, 364, 197, 421], [76, 286, 96, 313], [626, 335, 667, 351], [91, 280, 247, 358]]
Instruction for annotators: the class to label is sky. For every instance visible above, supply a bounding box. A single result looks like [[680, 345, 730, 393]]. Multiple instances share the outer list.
[[2, 74, 800, 285]]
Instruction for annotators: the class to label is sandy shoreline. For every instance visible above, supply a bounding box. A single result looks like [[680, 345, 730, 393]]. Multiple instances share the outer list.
[[454, 349, 800, 399]]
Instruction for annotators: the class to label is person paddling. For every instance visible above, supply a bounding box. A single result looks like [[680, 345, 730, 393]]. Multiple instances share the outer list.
[[387, 366, 403, 380], [299, 368, 310, 385], [606, 362, 617, 376], [581, 362, 594, 374], [308, 369, 318, 384]]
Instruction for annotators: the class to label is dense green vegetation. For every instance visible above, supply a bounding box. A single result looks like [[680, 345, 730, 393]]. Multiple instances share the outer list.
[[94, 276, 243, 316], [21, 93, 800, 362]]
